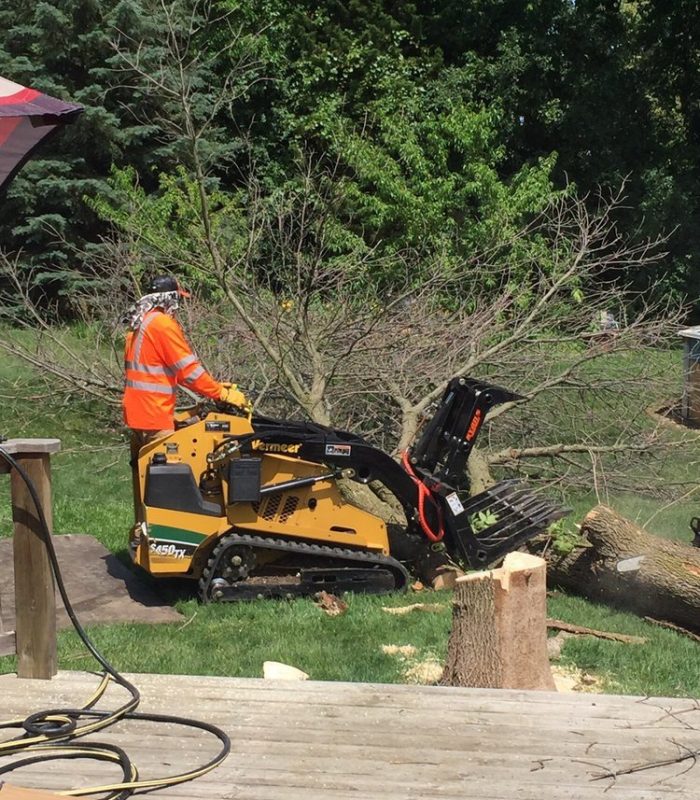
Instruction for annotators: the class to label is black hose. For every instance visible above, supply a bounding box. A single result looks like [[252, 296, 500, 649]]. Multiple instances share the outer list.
[[0, 445, 231, 798]]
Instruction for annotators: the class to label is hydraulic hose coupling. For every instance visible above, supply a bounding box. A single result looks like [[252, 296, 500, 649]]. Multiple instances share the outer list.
[[207, 439, 242, 466]]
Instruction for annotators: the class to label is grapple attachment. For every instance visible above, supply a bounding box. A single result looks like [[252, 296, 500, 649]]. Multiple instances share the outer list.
[[407, 376, 570, 567], [441, 479, 570, 568]]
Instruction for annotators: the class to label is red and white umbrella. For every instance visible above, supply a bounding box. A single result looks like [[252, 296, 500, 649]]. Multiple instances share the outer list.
[[0, 75, 83, 193]]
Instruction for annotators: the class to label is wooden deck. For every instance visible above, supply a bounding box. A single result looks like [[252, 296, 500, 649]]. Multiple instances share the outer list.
[[1, 671, 700, 799]]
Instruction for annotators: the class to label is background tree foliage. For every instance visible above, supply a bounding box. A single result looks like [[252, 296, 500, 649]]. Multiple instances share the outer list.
[[1, 0, 699, 310], [0, 0, 693, 502]]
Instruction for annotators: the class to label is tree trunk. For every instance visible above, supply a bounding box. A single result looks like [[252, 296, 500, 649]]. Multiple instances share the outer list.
[[466, 447, 495, 495], [541, 504, 700, 632], [336, 478, 405, 525], [441, 552, 555, 690]]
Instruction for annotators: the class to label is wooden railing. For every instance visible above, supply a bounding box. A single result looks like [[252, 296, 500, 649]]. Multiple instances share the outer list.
[[0, 438, 60, 679]]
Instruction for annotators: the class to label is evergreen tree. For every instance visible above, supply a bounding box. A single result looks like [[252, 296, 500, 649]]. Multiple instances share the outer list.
[[1, 0, 128, 294]]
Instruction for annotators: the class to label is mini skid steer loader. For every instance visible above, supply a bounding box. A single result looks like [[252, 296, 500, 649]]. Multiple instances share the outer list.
[[129, 377, 568, 602]]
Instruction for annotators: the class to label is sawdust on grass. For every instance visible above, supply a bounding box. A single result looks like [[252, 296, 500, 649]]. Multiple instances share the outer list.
[[381, 643, 444, 684]]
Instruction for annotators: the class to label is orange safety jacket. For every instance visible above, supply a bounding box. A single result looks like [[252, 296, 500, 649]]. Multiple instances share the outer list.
[[122, 310, 223, 430]]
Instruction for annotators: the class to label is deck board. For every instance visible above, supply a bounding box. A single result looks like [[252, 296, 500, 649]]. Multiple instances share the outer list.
[[1, 671, 699, 799]]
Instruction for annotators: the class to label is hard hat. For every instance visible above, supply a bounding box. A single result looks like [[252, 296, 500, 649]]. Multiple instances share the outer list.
[[148, 275, 191, 297]]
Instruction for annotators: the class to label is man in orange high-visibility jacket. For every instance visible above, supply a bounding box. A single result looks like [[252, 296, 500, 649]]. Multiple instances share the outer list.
[[123, 275, 248, 517], [123, 275, 248, 434]]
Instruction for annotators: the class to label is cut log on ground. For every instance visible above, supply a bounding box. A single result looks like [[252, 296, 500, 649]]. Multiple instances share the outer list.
[[440, 552, 555, 690], [539, 504, 700, 633]]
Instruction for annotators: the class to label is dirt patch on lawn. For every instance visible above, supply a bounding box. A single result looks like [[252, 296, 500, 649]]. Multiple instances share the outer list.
[[0, 533, 181, 657]]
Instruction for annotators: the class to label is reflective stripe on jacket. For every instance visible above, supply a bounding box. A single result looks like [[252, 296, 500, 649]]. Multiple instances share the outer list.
[[122, 310, 223, 430]]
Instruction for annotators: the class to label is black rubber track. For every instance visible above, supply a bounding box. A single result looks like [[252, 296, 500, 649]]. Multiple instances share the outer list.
[[198, 532, 410, 602]]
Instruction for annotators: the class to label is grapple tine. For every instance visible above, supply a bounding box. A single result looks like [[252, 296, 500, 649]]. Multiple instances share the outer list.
[[439, 478, 571, 568], [463, 484, 551, 522], [479, 506, 568, 543]]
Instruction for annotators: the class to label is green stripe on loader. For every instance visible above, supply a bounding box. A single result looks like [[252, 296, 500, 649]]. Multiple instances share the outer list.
[[148, 524, 207, 545]]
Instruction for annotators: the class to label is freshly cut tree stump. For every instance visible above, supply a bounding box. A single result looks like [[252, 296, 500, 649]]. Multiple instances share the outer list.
[[441, 552, 555, 690], [542, 504, 700, 632]]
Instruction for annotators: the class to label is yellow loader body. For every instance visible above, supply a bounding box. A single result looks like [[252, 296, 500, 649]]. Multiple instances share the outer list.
[[128, 378, 568, 602], [129, 411, 390, 585]]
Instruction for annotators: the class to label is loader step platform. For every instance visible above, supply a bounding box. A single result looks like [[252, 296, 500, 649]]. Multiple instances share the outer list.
[[198, 532, 410, 603]]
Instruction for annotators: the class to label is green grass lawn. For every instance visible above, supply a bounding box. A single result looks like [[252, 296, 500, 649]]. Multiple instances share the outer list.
[[47, 592, 454, 684], [1, 344, 699, 696]]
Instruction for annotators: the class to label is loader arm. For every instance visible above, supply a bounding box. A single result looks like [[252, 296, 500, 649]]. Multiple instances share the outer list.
[[228, 421, 421, 523], [231, 376, 568, 569]]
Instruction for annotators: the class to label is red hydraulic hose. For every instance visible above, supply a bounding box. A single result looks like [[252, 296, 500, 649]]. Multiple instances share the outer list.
[[401, 450, 445, 542]]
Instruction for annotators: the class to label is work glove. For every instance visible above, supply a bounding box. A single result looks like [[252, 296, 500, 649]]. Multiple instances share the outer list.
[[219, 383, 252, 412]]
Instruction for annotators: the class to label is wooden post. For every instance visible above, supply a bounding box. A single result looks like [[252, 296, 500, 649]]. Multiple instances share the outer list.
[[2, 439, 61, 679], [441, 552, 555, 690]]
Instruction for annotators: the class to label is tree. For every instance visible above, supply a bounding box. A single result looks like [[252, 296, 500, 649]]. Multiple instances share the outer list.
[[0, 0, 263, 303], [406, 1, 700, 305], [0, 164, 686, 502], [0, 0, 691, 506], [632, 0, 700, 302], [4, 0, 699, 312], [307, 78, 559, 273], [0, 0, 119, 293]]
